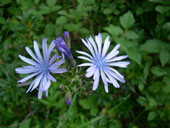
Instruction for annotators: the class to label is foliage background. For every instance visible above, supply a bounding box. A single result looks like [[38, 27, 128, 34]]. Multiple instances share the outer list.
[[0, 0, 170, 127]]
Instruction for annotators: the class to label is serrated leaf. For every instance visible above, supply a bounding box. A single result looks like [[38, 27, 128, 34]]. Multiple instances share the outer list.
[[127, 48, 141, 65], [104, 25, 123, 37], [140, 39, 168, 53], [44, 23, 54, 36], [151, 66, 167, 76], [64, 23, 82, 32], [46, 0, 57, 7], [160, 50, 169, 66], [124, 31, 139, 40], [138, 83, 144, 91], [137, 96, 147, 106], [162, 22, 170, 31], [56, 16, 67, 25], [90, 107, 98, 116], [119, 11, 135, 29], [155, 5, 170, 14], [19, 119, 31, 128], [148, 98, 157, 107], [50, 5, 61, 12], [79, 99, 92, 109], [148, 112, 156, 121], [162, 75, 170, 93]]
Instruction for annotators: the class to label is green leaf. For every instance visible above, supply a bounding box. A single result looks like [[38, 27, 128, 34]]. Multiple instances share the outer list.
[[56, 16, 67, 25], [103, 8, 112, 14], [64, 23, 82, 32], [140, 39, 168, 53], [162, 22, 170, 31], [162, 75, 170, 93], [148, 112, 156, 121], [138, 83, 144, 91], [151, 66, 167, 76], [39, 5, 50, 15], [0, 17, 6, 24], [160, 50, 170, 66], [50, 5, 61, 12], [79, 99, 92, 109], [90, 107, 98, 116], [127, 48, 142, 65], [124, 31, 139, 40], [155, 5, 170, 14], [46, 0, 57, 7], [19, 119, 31, 128], [137, 96, 147, 106], [44, 23, 54, 36], [119, 11, 135, 29], [148, 97, 157, 107], [104, 25, 123, 37]]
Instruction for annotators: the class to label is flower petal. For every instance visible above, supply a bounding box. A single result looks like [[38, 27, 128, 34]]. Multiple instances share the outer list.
[[42, 38, 48, 62], [31, 73, 44, 91], [107, 67, 124, 79], [102, 36, 110, 57], [43, 80, 51, 91], [18, 72, 39, 83], [95, 33, 102, 55], [25, 47, 39, 62], [82, 39, 96, 58], [47, 72, 56, 82], [49, 59, 64, 70], [108, 61, 130, 68], [88, 36, 98, 55], [101, 69, 109, 93], [49, 54, 59, 65], [15, 67, 37, 74], [51, 68, 67, 73], [105, 44, 120, 60], [77, 63, 92, 67], [77, 56, 93, 63], [85, 65, 96, 78], [105, 51, 119, 60], [76, 50, 93, 59], [108, 55, 128, 62], [92, 69, 100, 91], [107, 67, 125, 83], [48, 40, 55, 60], [104, 69, 120, 88], [38, 80, 43, 99], [19, 55, 38, 66], [33, 40, 43, 62]]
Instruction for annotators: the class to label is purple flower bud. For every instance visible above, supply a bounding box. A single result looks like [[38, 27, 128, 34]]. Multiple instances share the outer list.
[[65, 96, 71, 106], [54, 36, 73, 60], [64, 31, 69, 39], [64, 31, 70, 49]]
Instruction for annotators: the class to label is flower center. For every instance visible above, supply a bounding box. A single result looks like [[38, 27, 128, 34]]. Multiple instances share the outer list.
[[94, 57, 106, 69], [39, 62, 49, 73]]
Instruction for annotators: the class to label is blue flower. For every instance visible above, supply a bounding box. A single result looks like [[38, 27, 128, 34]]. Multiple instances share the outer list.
[[77, 33, 130, 93], [54, 35, 72, 60], [15, 39, 67, 99]]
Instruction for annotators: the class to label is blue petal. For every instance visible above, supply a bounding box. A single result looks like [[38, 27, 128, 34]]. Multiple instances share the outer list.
[[18, 72, 39, 83]]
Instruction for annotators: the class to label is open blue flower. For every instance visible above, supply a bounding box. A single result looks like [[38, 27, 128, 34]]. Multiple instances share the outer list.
[[15, 39, 67, 99], [77, 33, 130, 93]]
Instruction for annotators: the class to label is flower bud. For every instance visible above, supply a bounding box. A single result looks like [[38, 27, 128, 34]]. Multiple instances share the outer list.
[[64, 31, 70, 48], [65, 95, 71, 106], [54, 36, 72, 60]]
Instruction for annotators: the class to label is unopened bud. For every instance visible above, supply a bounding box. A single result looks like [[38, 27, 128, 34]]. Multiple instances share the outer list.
[[65, 95, 71, 106], [64, 31, 70, 48]]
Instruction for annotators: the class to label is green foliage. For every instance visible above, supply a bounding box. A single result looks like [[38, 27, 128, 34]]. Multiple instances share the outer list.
[[0, 0, 170, 128]]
